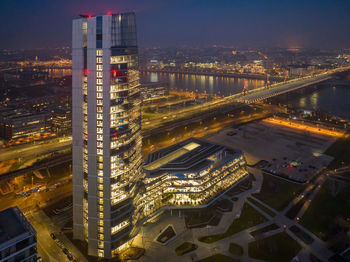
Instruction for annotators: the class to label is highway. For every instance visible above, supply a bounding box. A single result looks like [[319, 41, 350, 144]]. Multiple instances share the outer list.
[[0, 138, 71, 162], [234, 66, 350, 103], [1, 66, 349, 177], [235, 74, 331, 103]]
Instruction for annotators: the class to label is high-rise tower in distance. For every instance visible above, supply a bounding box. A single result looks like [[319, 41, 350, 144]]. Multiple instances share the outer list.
[[72, 12, 142, 259]]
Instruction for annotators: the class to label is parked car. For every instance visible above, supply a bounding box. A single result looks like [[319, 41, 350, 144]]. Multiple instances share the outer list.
[[50, 233, 56, 240], [63, 248, 69, 255]]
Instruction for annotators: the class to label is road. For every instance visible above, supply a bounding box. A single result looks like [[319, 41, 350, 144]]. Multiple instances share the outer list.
[[0, 138, 71, 162], [142, 66, 350, 130], [27, 210, 70, 262], [236, 66, 350, 103]]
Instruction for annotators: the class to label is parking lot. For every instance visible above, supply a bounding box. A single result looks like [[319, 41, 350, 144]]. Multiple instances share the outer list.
[[206, 120, 336, 182]]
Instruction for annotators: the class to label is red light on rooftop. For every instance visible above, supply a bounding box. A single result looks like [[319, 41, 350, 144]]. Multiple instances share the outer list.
[[107, 11, 112, 15], [87, 14, 92, 18], [84, 69, 90, 75]]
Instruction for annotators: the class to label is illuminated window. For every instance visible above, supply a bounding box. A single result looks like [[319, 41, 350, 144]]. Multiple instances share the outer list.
[[111, 220, 129, 234], [96, 71, 103, 78], [97, 65, 103, 71], [98, 250, 104, 257], [96, 85, 103, 91], [96, 92, 103, 98], [96, 50, 103, 56], [97, 114, 103, 120], [97, 148, 103, 155], [96, 57, 103, 64], [99, 191, 103, 198], [97, 78, 103, 84], [97, 106, 103, 113], [97, 127, 103, 134]]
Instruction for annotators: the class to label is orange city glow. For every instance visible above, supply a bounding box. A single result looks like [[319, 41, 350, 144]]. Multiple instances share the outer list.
[[263, 118, 345, 138]]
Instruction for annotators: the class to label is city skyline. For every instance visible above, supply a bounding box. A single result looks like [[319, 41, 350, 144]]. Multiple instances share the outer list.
[[1, 0, 350, 49]]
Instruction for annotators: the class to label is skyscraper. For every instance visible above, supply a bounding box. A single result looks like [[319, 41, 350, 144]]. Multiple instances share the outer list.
[[72, 12, 142, 259]]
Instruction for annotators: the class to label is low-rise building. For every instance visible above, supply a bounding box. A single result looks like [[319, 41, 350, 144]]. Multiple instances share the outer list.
[[134, 138, 248, 223], [0, 108, 48, 140], [0, 206, 38, 261], [141, 82, 169, 100], [51, 108, 72, 134]]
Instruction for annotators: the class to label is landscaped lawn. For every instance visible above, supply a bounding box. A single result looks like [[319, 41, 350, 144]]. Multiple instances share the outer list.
[[198, 203, 268, 243], [253, 173, 306, 211], [250, 223, 279, 237], [229, 242, 243, 256], [248, 232, 301, 262], [156, 225, 176, 243], [301, 180, 350, 240], [175, 242, 197, 256], [324, 136, 350, 170], [247, 197, 276, 217], [285, 197, 307, 219], [198, 254, 235, 262]]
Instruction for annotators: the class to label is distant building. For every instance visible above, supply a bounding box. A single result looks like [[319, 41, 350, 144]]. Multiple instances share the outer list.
[[51, 108, 72, 134], [140, 82, 169, 100], [0, 206, 38, 261], [0, 108, 48, 140], [135, 138, 249, 221], [288, 65, 312, 77], [3, 69, 48, 88]]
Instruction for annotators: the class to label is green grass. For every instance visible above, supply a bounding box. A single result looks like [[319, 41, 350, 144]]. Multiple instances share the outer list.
[[229, 242, 243, 256], [156, 225, 176, 243], [198, 203, 268, 243], [324, 136, 350, 169], [253, 173, 306, 211], [175, 242, 197, 256], [248, 232, 301, 262], [247, 197, 276, 217], [301, 180, 350, 240], [198, 254, 235, 262], [250, 223, 280, 237], [285, 197, 307, 219]]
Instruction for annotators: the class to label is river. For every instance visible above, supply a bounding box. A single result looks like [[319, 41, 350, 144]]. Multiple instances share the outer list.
[[141, 71, 350, 120], [290, 85, 350, 120], [141, 71, 266, 96]]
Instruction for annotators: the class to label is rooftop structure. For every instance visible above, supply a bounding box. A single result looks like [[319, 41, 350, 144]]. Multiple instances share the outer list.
[[0, 207, 38, 261]]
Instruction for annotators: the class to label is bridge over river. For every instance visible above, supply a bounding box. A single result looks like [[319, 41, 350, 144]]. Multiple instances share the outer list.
[[233, 66, 350, 104]]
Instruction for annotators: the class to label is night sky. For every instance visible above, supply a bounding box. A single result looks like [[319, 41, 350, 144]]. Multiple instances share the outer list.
[[0, 0, 350, 49]]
